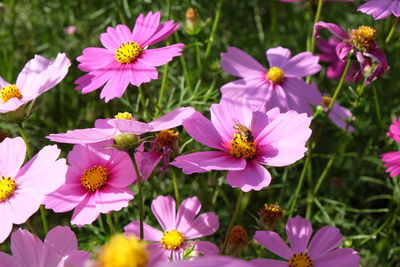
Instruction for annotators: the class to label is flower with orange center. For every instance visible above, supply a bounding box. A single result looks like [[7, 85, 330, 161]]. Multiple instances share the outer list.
[[267, 67, 285, 84], [259, 203, 283, 229], [351, 26, 377, 51], [156, 129, 179, 152]]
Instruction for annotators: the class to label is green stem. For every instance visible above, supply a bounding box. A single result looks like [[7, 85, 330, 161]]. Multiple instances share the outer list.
[[114, 0, 127, 25], [137, 86, 148, 118], [174, 32, 192, 91], [204, 0, 224, 60], [18, 123, 32, 159], [288, 155, 310, 218], [310, 0, 324, 53], [171, 169, 180, 205], [106, 213, 116, 234], [131, 154, 144, 240], [313, 154, 336, 195], [221, 190, 243, 254], [385, 18, 398, 45], [372, 85, 383, 127], [39, 205, 49, 235]]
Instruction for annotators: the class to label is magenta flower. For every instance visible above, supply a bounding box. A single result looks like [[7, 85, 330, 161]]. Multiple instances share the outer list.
[[0, 226, 90, 266], [0, 137, 67, 243], [316, 37, 360, 82], [124, 196, 219, 265], [171, 99, 312, 192], [387, 118, 400, 142], [251, 216, 360, 267], [358, 0, 400, 20], [157, 255, 254, 267], [0, 53, 70, 114], [315, 22, 388, 85], [381, 118, 400, 177], [44, 140, 135, 226], [220, 46, 321, 115], [321, 96, 355, 132], [75, 11, 184, 102]]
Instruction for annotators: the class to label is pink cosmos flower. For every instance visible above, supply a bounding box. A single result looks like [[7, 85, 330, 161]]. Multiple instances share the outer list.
[[387, 118, 400, 142], [171, 99, 312, 192], [381, 118, 400, 177], [44, 140, 135, 226], [314, 22, 388, 85], [321, 96, 355, 132], [358, 0, 400, 20], [317, 37, 360, 82], [75, 11, 184, 102], [0, 53, 70, 113], [251, 216, 360, 267], [0, 137, 67, 243], [124, 196, 219, 265], [220, 46, 321, 115], [157, 255, 254, 267], [0, 226, 90, 266]]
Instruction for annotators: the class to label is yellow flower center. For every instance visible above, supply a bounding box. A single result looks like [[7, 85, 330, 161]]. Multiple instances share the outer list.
[[230, 133, 257, 160], [0, 176, 16, 202], [98, 234, 149, 267], [267, 67, 285, 84], [289, 252, 313, 267], [0, 84, 23, 104], [115, 41, 143, 64], [321, 96, 331, 108], [80, 165, 109, 192], [161, 230, 185, 250], [156, 130, 179, 151], [114, 112, 133, 120], [351, 26, 377, 51]]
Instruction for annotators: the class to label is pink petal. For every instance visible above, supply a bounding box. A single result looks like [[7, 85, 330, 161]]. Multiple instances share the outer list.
[[94, 186, 133, 213], [382, 151, 400, 177], [336, 42, 352, 61], [285, 78, 322, 107], [0, 76, 10, 87], [148, 107, 196, 132], [171, 151, 246, 174], [127, 60, 158, 87], [75, 66, 114, 94], [139, 44, 184, 67], [308, 226, 343, 259], [281, 51, 321, 77], [226, 161, 272, 192], [358, 0, 393, 20], [99, 66, 130, 102], [0, 137, 26, 178], [47, 127, 118, 144], [151, 195, 176, 230], [314, 22, 350, 40], [7, 188, 43, 224], [106, 119, 150, 135], [100, 25, 133, 50], [65, 250, 91, 266], [313, 248, 360, 267], [251, 259, 288, 267], [175, 197, 201, 232], [132, 12, 161, 47], [44, 226, 78, 255], [0, 252, 17, 267], [71, 194, 100, 226], [76, 47, 115, 72], [183, 212, 219, 238], [124, 221, 163, 242], [0, 204, 13, 243], [147, 243, 170, 265], [254, 230, 293, 259], [266, 46, 291, 67], [132, 151, 162, 183], [194, 241, 219, 255], [221, 47, 266, 78], [157, 255, 254, 267], [43, 184, 87, 212], [16, 145, 67, 194], [10, 228, 44, 266], [104, 149, 135, 187], [143, 20, 180, 46], [181, 111, 226, 150], [285, 216, 313, 254]]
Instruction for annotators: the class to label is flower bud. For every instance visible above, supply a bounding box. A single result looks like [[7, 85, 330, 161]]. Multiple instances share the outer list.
[[226, 225, 248, 256], [258, 203, 283, 230]]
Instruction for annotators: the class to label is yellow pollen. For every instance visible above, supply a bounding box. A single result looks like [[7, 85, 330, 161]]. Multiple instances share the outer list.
[[98, 234, 149, 267], [0, 176, 16, 202], [321, 96, 331, 108], [267, 67, 285, 84], [161, 230, 185, 250], [0, 85, 23, 104], [289, 252, 313, 267], [115, 41, 143, 64], [156, 130, 179, 151], [80, 165, 109, 192], [114, 112, 133, 120], [230, 133, 257, 160], [351, 26, 377, 51]]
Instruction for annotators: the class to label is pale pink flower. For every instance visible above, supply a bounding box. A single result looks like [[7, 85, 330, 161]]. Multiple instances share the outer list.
[[0, 53, 70, 113], [381, 118, 400, 177], [387, 118, 400, 142], [75, 11, 184, 102], [358, 0, 400, 20], [124, 196, 219, 265], [171, 99, 312, 192], [321, 96, 355, 132], [220, 46, 321, 115], [64, 25, 77, 35], [0, 226, 90, 267], [0, 137, 67, 243], [251, 216, 360, 267], [44, 140, 135, 226]]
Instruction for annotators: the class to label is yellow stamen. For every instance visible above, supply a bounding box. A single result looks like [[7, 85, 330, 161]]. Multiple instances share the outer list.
[[321, 96, 331, 108], [259, 203, 283, 229], [156, 130, 179, 151], [161, 230, 185, 250], [267, 67, 285, 84], [351, 26, 377, 51], [80, 165, 109, 192], [0, 85, 23, 104], [98, 234, 149, 267], [0, 176, 16, 202], [115, 41, 143, 64], [289, 252, 314, 267], [114, 112, 133, 120], [230, 133, 257, 160]]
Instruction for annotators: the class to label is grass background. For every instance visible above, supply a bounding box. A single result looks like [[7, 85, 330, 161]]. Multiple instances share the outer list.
[[0, 0, 400, 265]]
